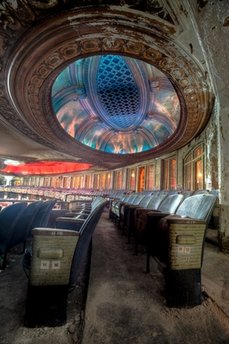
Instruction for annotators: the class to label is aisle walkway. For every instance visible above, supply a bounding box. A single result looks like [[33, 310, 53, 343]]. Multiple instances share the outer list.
[[82, 210, 229, 344]]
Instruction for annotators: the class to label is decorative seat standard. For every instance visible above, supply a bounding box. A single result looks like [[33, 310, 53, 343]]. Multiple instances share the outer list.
[[24, 198, 106, 327], [146, 193, 217, 307]]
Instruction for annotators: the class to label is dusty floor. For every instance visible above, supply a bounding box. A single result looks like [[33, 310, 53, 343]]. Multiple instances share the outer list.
[[82, 211, 229, 344], [0, 250, 87, 344], [0, 210, 229, 344]]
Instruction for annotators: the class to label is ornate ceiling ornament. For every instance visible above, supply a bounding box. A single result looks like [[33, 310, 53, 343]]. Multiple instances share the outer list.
[[52, 54, 179, 154], [5, 7, 214, 168]]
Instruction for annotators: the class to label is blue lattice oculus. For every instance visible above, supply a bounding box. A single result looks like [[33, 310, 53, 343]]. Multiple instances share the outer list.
[[51, 55, 180, 154]]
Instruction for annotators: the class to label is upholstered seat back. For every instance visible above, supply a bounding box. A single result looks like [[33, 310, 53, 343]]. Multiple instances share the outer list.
[[145, 192, 168, 210], [175, 194, 217, 224], [158, 194, 184, 214], [137, 195, 153, 208]]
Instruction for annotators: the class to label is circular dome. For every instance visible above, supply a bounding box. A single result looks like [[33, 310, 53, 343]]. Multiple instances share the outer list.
[[52, 55, 180, 155], [6, 7, 214, 168]]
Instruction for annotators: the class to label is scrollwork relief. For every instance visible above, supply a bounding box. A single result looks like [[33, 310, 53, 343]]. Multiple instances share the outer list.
[[0, 0, 175, 33], [23, 35, 212, 146], [30, 1, 59, 10], [0, 1, 35, 30]]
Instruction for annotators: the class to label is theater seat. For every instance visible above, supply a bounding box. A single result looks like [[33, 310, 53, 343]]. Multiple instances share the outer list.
[[9, 201, 43, 252], [146, 193, 217, 307], [151, 193, 217, 265], [134, 193, 184, 253], [0, 202, 28, 269]]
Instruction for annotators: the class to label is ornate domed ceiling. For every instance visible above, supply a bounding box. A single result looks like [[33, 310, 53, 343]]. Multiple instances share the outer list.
[[52, 55, 180, 155], [0, 3, 214, 173]]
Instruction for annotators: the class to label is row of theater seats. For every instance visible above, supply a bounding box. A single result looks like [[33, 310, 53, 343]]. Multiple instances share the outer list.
[[109, 190, 218, 307], [1, 186, 127, 203], [0, 199, 57, 269], [109, 190, 189, 228], [24, 196, 107, 327], [24, 196, 106, 286]]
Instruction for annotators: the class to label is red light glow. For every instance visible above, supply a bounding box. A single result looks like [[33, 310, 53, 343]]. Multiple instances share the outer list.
[[0, 161, 92, 176]]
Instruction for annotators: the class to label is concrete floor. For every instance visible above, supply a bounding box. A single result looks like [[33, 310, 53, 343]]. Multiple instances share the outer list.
[[0, 209, 228, 344], [82, 210, 229, 344]]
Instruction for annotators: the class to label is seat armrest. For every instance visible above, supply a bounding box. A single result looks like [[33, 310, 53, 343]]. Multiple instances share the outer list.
[[69, 205, 91, 210], [166, 218, 206, 270], [166, 217, 205, 225], [56, 217, 85, 231], [136, 208, 158, 215], [147, 211, 169, 217], [57, 209, 91, 218], [30, 227, 79, 286], [56, 216, 85, 223], [68, 209, 91, 215], [61, 212, 79, 217]]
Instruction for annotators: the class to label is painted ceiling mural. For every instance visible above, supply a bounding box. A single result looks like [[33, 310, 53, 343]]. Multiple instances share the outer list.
[[52, 55, 180, 155]]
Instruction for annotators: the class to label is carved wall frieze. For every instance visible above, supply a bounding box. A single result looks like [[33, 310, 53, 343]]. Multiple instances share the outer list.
[[0, 1, 35, 31]]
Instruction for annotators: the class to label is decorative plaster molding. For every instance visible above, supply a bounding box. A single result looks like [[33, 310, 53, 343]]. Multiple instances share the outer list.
[[1, 6, 214, 167]]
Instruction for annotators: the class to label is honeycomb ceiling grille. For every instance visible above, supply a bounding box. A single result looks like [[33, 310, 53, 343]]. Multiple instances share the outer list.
[[52, 54, 180, 155], [96, 55, 141, 130]]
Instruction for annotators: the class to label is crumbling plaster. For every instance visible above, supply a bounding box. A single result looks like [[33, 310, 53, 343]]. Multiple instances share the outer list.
[[170, 0, 229, 250]]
